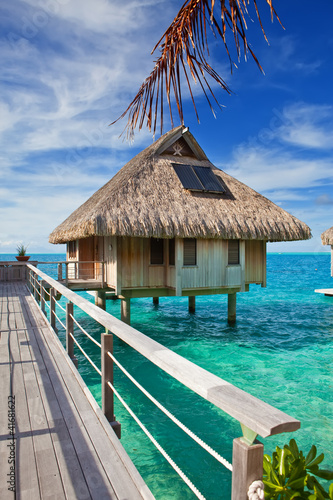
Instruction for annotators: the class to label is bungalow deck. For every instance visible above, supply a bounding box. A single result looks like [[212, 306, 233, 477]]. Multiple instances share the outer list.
[[0, 282, 153, 500]]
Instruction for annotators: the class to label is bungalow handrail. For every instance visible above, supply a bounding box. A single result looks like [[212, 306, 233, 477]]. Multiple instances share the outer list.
[[26, 263, 299, 439]]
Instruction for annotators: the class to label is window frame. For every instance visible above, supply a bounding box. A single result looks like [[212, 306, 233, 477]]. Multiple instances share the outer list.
[[228, 240, 240, 265], [183, 238, 197, 266], [150, 238, 164, 265]]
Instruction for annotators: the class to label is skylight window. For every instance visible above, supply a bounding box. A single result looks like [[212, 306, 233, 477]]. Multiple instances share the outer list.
[[172, 163, 225, 193]]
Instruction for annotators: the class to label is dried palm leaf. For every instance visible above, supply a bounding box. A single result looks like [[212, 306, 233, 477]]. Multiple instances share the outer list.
[[112, 0, 281, 139]]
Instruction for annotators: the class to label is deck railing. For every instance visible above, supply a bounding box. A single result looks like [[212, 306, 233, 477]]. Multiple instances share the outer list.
[[26, 263, 300, 500], [37, 260, 105, 286]]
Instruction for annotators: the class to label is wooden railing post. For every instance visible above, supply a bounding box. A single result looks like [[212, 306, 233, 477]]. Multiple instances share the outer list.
[[231, 436, 264, 500], [58, 263, 62, 281], [65, 263, 69, 285], [40, 280, 46, 316], [50, 288, 57, 333], [66, 302, 78, 368], [33, 274, 38, 301], [101, 333, 121, 438], [101, 262, 105, 288]]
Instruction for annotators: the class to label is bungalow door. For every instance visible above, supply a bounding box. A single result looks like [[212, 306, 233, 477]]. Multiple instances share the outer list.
[[78, 237, 95, 279]]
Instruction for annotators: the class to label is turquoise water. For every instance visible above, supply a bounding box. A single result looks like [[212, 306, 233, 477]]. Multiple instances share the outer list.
[[2, 252, 332, 498]]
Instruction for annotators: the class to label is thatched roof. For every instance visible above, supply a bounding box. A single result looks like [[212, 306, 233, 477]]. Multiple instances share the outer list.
[[49, 126, 311, 244], [321, 227, 333, 245]]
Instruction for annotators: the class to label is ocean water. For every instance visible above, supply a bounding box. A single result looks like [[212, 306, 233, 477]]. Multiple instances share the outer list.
[[2, 252, 332, 498]]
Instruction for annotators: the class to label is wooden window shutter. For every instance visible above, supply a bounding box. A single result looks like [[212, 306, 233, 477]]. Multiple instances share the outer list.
[[183, 239, 196, 266], [228, 240, 239, 265], [68, 241, 77, 259], [150, 238, 164, 265]]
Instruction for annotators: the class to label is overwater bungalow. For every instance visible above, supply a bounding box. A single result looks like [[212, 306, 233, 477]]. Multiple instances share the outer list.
[[49, 126, 311, 323]]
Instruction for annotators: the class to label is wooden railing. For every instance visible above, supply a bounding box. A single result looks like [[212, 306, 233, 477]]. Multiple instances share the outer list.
[[0, 261, 38, 281], [26, 263, 300, 500], [36, 260, 105, 286]]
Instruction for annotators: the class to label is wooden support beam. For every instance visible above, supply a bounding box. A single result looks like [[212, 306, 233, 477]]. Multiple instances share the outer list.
[[40, 280, 46, 316], [228, 292, 237, 323], [66, 301, 78, 368], [231, 438, 264, 500], [121, 298, 131, 325], [188, 296, 195, 313], [95, 290, 106, 310], [50, 288, 57, 332], [153, 297, 159, 305], [101, 333, 121, 438]]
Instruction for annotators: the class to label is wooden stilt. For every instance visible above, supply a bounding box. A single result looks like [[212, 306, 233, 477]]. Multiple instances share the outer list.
[[188, 296, 195, 313], [121, 298, 131, 325], [228, 292, 237, 323], [231, 438, 264, 500], [153, 297, 159, 305], [95, 290, 106, 310]]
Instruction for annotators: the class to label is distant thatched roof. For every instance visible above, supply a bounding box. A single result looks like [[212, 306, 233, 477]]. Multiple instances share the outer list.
[[49, 126, 311, 244], [321, 226, 333, 245]]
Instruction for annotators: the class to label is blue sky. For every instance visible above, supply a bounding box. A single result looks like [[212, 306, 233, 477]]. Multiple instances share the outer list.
[[1, 0, 332, 254]]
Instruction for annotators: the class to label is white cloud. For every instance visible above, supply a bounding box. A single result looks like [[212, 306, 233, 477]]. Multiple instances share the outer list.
[[277, 103, 333, 149]]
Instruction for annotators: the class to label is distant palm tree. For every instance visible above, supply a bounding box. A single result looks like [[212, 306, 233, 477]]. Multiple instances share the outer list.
[[113, 0, 281, 138]]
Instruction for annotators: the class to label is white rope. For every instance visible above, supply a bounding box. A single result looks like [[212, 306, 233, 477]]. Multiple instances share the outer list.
[[71, 335, 102, 376], [53, 311, 66, 331], [107, 379, 206, 500], [107, 350, 233, 472], [248, 480, 265, 500], [56, 301, 66, 313], [70, 314, 102, 348]]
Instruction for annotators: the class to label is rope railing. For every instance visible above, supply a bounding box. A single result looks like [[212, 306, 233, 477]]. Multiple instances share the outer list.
[[70, 313, 102, 349], [107, 378, 206, 500], [53, 311, 66, 331], [25, 263, 301, 500], [70, 333, 102, 377], [106, 349, 233, 471]]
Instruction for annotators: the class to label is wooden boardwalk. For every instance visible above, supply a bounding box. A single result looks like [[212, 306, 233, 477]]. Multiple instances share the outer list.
[[0, 282, 153, 500]]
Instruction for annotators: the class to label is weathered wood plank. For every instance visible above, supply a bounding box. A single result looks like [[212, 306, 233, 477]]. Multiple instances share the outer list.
[[1, 282, 153, 500], [26, 326, 92, 500], [38, 324, 154, 499], [9, 328, 41, 500], [18, 328, 66, 499]]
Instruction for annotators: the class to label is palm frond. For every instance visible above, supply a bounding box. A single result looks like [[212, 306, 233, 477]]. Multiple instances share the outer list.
[[111, 0, 281, 139]]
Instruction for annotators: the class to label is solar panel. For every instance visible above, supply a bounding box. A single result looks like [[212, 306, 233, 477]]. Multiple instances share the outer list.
[[172, 164, 204, 191], [193, 166, 225, 193], [172, 163, 225, 193]]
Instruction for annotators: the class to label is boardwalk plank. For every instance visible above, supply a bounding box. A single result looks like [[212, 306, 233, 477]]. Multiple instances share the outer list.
[[0, 282, 154, 500], [18, 328, 66, 499], [9, 328, 41, 500]]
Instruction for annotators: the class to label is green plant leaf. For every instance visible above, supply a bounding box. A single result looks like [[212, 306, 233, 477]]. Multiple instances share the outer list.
[[313, 470, 333, 481], [313, 484, 329, 500], [307, 454, 325, 468], [287, 476, 307, 490], [305, 446, 317, 466], [328, 483, 333, 500], [263, 479, 284, 491], [289, 439, 300, 460]]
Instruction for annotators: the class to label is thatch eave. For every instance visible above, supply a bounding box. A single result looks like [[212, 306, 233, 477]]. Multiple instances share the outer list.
[[321, 226, 333, 245]]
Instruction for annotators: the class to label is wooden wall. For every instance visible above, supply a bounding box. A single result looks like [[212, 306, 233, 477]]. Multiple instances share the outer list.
[[101, 236, 266, 294], [245, 240, 266, 286]]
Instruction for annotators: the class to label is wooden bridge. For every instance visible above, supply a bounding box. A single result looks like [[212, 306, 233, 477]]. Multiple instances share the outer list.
[[0, 262, 301, 499], [0, 281, 153, 499]]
